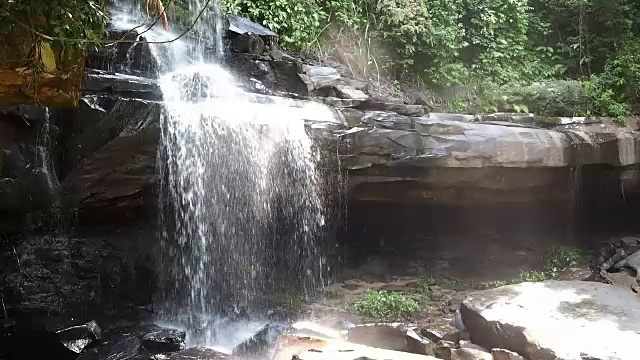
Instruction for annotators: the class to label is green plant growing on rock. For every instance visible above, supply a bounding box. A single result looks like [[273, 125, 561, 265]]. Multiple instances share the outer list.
[[417, 276, 466, 291], [515, 244, 587, 283], [518, 270, 551, 282], [270, 291, 305, 310], [543, 244, 587, 276], [352, 290, 419, 320]]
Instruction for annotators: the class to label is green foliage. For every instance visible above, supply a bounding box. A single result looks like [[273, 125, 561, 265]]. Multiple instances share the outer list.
[[582, 38, 640, 121], [352, 290, 419, 319], [222, 0, 640, 115], [0, 0, 109, 53], [518, 270, 550, 282], [543, 244, 587, 276], [514, 244, 587, 283], [446, 80, 589, 116], [224, 0, 325, 48]]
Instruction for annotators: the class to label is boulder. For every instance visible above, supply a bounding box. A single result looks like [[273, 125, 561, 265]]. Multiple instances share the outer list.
[[78, 324, 185, 360], [460, 280, 640, 360], [57, 320, 103, 353], [300, 65, 342, 91], [231, 322, 285, 357], [83, 70, 163, 101], [153, 346, 233, 359], [230, 33, 266, 55], [85, 28, 159, 78], [272, 333, 438, 360], [141, 326, 186, 353], [335, 85, 368, 101], [343, 323, 435, 356], [491, 348, 525, 360]]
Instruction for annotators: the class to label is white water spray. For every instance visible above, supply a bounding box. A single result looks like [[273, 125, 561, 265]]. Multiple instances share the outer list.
[[111, 0, 329, 349]]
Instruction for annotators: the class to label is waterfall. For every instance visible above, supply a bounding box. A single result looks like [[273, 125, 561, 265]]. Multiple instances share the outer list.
[[110, 0, 329, 349], [37, 108, 60, 211]]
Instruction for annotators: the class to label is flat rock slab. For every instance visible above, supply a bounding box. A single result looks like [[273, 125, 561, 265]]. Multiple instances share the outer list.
[[460, 280, 640, 360], [273, 334, 438, 360]]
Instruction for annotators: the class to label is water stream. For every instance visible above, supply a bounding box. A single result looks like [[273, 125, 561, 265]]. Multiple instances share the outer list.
[[111, 0, 328, 350]]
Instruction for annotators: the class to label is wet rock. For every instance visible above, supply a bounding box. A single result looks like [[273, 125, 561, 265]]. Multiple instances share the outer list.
[[272, 334, 333, 360], [320, 97, 363, 108], [595, 235, 640, 285], [614, 249, 640, 274], [232, 322, 284, 357], [601, 271, 640, 293], [295, 347, 438, 360], [231, 33, 266, 54], [449, 341, 493, 360], [419, 328, 444, 343], [360, 111, 414, 130], [291, 321, 343, 339], [342, 116, 640, 207], [405, 89, 433, 107], [61, 96, 162, 223], [85, 29, 138, 73], [78, 324, 182, 360], [344, 323, 434, 356], [481, 113, 536, 126], [276, 334, 438, 360], [300, 65, 341, 91], [0, 325, 78, 360], [490, 348, 525, 360], [426, 113, 478, 123], [459, 340, 488, 352], [129, 36, 159, 77], [434, 340, 456, 360], [141, 327, 186, 353], [0, 108, 58, 232], [57, 320, 103, 353], [452, 310, 465, 332], [83, 70, 163, 101], [85, 28, 158, 77], [357, 100, 426, 116], [228, 14, 278, 40], [460, 280, 640, 360], [335, 85, 368, 101], [153, 347, 232, 359], [451, 347, 492, 360]]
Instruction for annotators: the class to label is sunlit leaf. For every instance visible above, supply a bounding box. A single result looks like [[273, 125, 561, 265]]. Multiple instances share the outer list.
[[40, 42, 57, 72]]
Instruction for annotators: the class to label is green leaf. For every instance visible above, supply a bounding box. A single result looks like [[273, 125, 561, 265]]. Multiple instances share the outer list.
[[40, 42, 57, 72]]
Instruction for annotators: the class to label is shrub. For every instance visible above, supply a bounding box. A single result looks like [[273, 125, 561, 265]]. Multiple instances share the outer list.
[[352, 290, 419, 319]]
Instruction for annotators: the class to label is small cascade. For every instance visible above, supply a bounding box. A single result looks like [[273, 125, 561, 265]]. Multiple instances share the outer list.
[[36, 108, 61, 212], [109, 0, 330, 350]]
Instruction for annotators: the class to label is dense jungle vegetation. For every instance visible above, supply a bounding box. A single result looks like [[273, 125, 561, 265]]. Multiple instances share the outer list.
[[221, 0, 640, 118], [1, 0, 639, 118]]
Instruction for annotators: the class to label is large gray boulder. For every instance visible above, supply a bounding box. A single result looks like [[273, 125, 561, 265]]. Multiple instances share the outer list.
[[460, 280, 640, 360]]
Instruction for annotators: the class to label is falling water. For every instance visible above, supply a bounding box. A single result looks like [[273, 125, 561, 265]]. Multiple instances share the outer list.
[[156, 65, 328, 347], [37, 109, 60, 207], [108, 0, 329, 349]]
